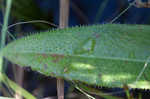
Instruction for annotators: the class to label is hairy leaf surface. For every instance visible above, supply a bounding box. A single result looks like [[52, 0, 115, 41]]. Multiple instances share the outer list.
[[2, 24, 150, 89]]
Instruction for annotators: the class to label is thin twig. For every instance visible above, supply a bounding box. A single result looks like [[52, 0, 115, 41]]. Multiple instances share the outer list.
[[59, 0, 69, 28], [8, 20, 58, 29], [57, 0, 70, 99], [75, 85, 95, 99], [110, 1, 136, 23]]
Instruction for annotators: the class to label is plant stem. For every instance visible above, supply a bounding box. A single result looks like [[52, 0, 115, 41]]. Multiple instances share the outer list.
[[57, 0, 70, 99], [0, 0, 12, 97], [0, 0, 12, 74], [0, 0, 12, 50], [59, 0, 69, 28]]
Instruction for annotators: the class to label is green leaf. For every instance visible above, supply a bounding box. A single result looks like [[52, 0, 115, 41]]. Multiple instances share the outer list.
[[75, 83, 123, 99], [1, 24, 150, 89], [0, 73, 36, 99]]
